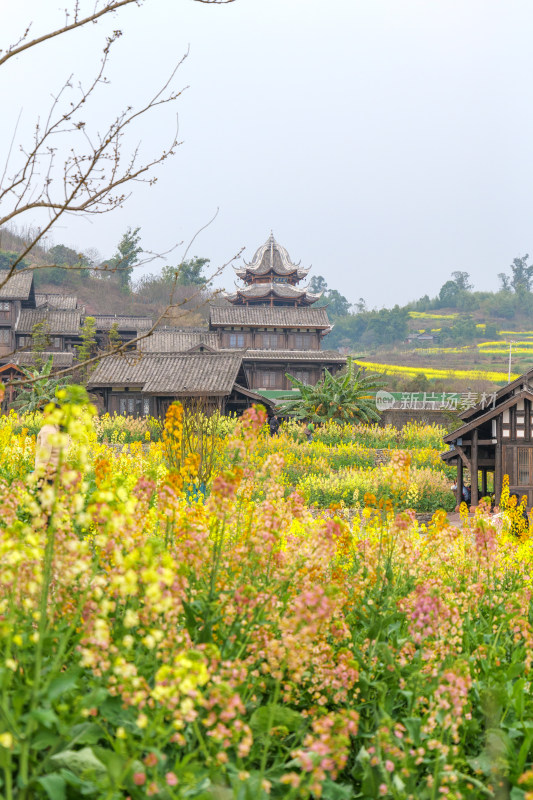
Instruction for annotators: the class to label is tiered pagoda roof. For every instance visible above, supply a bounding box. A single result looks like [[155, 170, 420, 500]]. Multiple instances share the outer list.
[[228, 233, 320, 307]]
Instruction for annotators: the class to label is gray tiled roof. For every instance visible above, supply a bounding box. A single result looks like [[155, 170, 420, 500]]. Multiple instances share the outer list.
[[88, 351, 244, 395], [0, 270, 33, 300], [140, 330, 219, 352], [90, 315, 153, 331], [239, 233, 309, 278], [227, 282, 318, 302], [241, 349, 346, 362], [35, 293, 78, 310], [13, 351, 74, 368], [210, 305, 331, 328], [16, 308, 81, 335]]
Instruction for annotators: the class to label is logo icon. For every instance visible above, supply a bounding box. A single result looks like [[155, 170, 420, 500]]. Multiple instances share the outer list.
[[376, 390, 395, 411]]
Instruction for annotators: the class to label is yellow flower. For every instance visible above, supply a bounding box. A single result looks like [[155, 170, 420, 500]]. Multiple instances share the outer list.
[[0, 732, 13, 749]]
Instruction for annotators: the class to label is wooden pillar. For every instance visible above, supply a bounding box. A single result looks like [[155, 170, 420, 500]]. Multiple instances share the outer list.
[[495, 414, 502, 504], [481, 468, 487, 497], [457, 457, 463, 507], [471, 428, 479, 506], [526, 399, 531, 441]]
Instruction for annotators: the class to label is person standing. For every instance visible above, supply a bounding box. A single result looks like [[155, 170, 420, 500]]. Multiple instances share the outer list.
[[34, 419, 61, 483]]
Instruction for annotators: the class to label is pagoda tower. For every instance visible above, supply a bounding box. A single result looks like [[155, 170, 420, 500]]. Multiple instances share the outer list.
[[226, 232, 321, 307]]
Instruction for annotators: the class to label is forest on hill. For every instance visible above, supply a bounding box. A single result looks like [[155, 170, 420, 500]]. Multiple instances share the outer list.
[[0, 226, 214, 325]]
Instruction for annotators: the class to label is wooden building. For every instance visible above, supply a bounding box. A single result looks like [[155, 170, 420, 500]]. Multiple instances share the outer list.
[[16, 308, 83, 353], [139, 329, 219, 352], [210, 233, 346, 391], [87, 351, 272, 417], [442, 369, 533, 507], [0, 270, 35, 358]]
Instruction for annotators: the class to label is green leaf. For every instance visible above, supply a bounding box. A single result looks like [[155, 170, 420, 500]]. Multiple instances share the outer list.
[[320, 778, 354, 799], [249, 705, 304, 734], [50, 748, 106, 778], [36, 773, 66, 800], [47, 671, 80, 701], [30, 708, 60, 729], [91, 747, 125, 782], [31, 731, 61, 751], [68, 722, 102, 746], [508, 662, 526, 680]]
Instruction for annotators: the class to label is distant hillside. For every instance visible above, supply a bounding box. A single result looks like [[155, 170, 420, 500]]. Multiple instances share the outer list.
[[0, 226, 214, 326]]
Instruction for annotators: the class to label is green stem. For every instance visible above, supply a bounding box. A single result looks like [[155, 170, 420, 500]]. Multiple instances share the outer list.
[[19, 460, 62, 793], [259, 678, 281, 779], [193, 719, 211, 764]]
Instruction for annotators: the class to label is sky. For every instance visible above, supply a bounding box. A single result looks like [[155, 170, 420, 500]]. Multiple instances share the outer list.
[[2, 0, 533, 308]]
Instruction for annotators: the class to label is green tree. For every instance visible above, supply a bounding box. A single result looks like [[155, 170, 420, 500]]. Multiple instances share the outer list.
[[451, 271, 473, 291], [510, 255, 533, 293], [277, 357, 383, 424], [31, 322, 52, 370], [309, 275, 328, 294], [75, 316, 99, 382], [366, 306, 409, 345], [438, 280, 460, 307], [309, 275, 350, 316], [12, 356, 69, 413], [0, 251, 29, 271], [162, 256, 211, 286], [325, 288, 351, 317], [108, 227, 142, 291], [107, 322, 123, 352]]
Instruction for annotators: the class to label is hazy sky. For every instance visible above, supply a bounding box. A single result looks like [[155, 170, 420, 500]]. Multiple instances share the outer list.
[[2, 0, 533, 307]]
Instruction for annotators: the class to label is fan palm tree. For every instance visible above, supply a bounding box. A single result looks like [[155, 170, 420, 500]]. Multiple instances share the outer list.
[[277, 357, 383, 424]]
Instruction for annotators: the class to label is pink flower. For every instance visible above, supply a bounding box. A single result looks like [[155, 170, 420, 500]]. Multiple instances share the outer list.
[[166, 772, 179, 786], [385, 760, 395, 773], [133, 772, 146, 786]]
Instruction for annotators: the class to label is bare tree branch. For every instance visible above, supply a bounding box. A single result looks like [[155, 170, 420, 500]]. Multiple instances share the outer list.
[[0, 0, 237, 400]]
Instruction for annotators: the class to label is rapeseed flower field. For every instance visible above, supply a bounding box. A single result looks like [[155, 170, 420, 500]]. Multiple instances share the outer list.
[[1, 394, 533, 799], [352, 360, 517, 383]]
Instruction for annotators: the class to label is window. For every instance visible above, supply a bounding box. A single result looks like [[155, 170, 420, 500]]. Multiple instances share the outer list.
[[293, 370, 310, 385], [18, 336, 27, 347], [229, 333, 244, 347], [518, 448, 533, 486], [0, 328, 9, 344], [295, 334, 310, 349], [261, 371, 278, 388], [143, 398, 151, 416], [0, 302, 9, 319], [53, 337, 62, 349], [262, 333, 278, 349], [119, 398, 127, 415], [0, 302, 9, 311]]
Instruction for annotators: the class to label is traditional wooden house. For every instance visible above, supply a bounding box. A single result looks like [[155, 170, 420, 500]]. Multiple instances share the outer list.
[[210, 233, 346, 391], [139, 329, 219, 353], [90, 315, 153, 348], [0, 270, 36, 358], [15, 307, 82, 353], [35, 293, 79, 310], [442, 369, 533, 507], [87, 351, 272, 417]]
